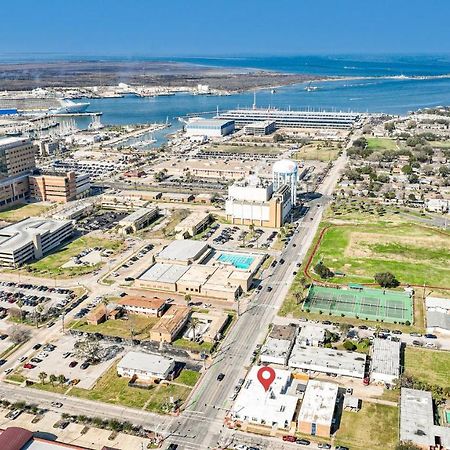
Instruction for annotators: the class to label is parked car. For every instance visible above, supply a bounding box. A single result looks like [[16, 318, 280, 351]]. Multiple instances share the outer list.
[[51, 402, 63, 408], [318, 444, 331, 449], [282, 435, 296, 442], [69, 361, 78, 368], [217, 373, 225, 381], [424, 334, 437, 339], [296, 439, 311, 445], [80, 362, 90, 370], [23, 363, 35, 369]]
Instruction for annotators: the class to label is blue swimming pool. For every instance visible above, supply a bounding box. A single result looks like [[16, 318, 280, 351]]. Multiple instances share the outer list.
[[217, 253, 255, 270]]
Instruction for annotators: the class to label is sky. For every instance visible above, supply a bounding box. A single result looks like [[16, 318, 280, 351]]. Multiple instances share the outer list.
[[1, 0, 450, 57]]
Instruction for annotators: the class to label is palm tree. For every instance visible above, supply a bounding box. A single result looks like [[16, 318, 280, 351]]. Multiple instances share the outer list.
[[49, 374, 57, 386], [57, 374, 66, 386], [34, 304, 44, 329], [38, 371, 47, 385], [189, 317, 200, 342], [16, 299, 24, 322]]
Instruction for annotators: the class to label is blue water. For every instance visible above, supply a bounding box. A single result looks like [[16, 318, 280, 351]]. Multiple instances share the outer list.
[[45, 54, 450, 143], [217, 253, 255, 270]]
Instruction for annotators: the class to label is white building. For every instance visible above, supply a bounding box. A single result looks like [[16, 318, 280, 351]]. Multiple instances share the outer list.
[[0, 217, 73, 267], [426, 296, 450, 333], [117, 351, 175, 381], [260, 324, 297, 366], [426, 198, 449, 213], [288, 345, 366, 379], [370, 338, 401, 385], [229, 366, 298, 430], [244, 120, 276, 136], [298, 380, 338, 438], [297, 325, 325, 347], [185, 118, 235, 137]]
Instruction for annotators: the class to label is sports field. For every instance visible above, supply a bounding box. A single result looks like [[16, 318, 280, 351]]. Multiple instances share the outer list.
[[303, 285, 413, 324]]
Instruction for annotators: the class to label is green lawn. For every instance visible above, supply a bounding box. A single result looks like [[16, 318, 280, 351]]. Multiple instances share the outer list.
[[70, 314, 158, 340], [172, 338, 213, 353], [24, 236, 123, 277], [404, 348, 450, 388], [336, 403, 398, 450], [175, 369, 201, 387], [293, 141, 341, 161], [430, 140, 450, 149], [310, 222, 450, 288], [71, 363, 192, 412], [0, 202, 51, 222], [366, 137, 398, 151]]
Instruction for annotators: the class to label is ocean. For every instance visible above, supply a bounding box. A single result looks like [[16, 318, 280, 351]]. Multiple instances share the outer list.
[[52, 54, 450, 143]]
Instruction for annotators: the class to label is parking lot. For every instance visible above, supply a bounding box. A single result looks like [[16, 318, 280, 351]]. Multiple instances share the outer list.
[[18, 334, 123, 389], [77, 210, 128, 232]]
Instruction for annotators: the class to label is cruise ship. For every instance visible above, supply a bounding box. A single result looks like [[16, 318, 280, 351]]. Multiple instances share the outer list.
[[216, 107, 360, 129], [50, 99, 90, 114]]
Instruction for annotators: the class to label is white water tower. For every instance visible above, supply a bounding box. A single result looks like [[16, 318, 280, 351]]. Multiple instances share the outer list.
[[272, 159, 298, 204]]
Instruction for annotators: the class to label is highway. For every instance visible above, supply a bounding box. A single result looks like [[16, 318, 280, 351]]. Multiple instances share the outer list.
[[161, 151, 348, 449]]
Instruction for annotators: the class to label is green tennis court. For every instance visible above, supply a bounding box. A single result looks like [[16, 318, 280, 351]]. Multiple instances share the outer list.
[[303, 285, 413, 324]]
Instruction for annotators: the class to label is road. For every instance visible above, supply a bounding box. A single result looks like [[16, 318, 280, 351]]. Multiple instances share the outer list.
[[161, 151, 348, 450]]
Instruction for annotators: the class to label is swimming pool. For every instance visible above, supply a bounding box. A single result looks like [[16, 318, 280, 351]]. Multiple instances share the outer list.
[[217, 253, 255, 270]]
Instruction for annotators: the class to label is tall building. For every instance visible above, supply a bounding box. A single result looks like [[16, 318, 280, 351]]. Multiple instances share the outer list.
[[0, 136, 36, 179], [225, 175, 292, 228], [272, 159, 298, 204]]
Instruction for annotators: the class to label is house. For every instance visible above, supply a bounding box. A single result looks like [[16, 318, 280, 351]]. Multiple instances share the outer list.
[[117, 351, 175, 381], [118, 296, 167, 317], [86, 305, 106, 325], [150, 305, 190, 343]]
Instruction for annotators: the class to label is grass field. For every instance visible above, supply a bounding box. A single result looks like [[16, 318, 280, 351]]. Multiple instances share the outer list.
[[71, 364, 192, 413], [0, 202, 51, 222], [404, 348, 450, 388], [430, 140, 450, 149], [311, 222, 450, 288], [172, 338, 213, 353], [365, 137, 398, 151], [71, 314, 158, 340], [335, 403, 398, 450], [24, 236, 123, 277], [175, 369, 201, 387], [293, 141, 341, 161]]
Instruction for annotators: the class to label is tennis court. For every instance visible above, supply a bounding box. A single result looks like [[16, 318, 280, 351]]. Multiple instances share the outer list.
[[303, 285, 413, 324]]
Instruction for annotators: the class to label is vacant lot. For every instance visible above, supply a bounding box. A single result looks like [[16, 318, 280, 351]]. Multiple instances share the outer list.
[[404, 348, 450, 389], [0, 202, 51, 222], [293, 141, 341, 161], [71, 364, 192, 412], [336, 403, 398, 450], [24, 236, 123, 277], [365, 137, 398, 151], [312, 222, 450, 288], [71, 314, 158, 341]]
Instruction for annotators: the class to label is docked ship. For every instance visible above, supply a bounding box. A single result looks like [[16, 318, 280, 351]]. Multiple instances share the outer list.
[[50, 99, 90, 114]]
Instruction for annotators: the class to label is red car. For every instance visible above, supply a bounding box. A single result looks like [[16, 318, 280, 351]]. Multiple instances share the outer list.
[[282, 435, 296, 442], [23, 363, 35, 369]]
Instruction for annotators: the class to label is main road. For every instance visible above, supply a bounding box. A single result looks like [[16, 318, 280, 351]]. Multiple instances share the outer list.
[[162, 150, 348, 449]]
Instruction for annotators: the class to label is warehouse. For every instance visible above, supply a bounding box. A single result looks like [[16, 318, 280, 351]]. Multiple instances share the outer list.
[[288, 345, 367, 379], [0, 217, 73, 267], [156, 240, 211, 265], [425, 296, 450, 334], [229, 366, 299, 431], [244, 120, 276, 136], [370, 338, 401, 385], [185, 118, 235, 137], [117, 351, 175, 381], [298, 380, 338, 437]]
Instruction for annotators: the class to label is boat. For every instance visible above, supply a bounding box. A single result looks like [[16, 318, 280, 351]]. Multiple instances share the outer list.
[[305, 82, 318, 92], [88, 115, 104, 130], [50, 99, 90, 114]]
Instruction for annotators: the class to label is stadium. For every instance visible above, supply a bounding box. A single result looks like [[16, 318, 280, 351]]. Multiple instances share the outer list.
[[303, 284, 413, 324]]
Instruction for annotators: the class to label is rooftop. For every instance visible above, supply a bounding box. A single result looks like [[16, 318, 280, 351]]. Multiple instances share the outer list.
[[370, 338, 401, 378], [0, 136, 30, 149], [298, 380, 338, 426], [117, 351, 174, 377], [186, 118, 234, 128], [118, 296, 166, 310], [151, 305, 190, 335], [138, 263, 189, 284], [269, 324, 298, 341], [175, 211, 210, 230], [298, 324, 326, 344], [156, 240, 209, 263], [118, 207, 158, 224]]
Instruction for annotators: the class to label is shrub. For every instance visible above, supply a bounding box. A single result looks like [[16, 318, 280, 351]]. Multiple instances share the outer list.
[[343, 340, 357, 351]]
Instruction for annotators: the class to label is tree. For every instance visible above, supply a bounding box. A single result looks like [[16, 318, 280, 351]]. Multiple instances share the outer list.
[[339, 323, 352, 334], [314, 262, 334, 279], [16, 299, 24, 322], [273, 133, 284, 142], [384, 122, 395, 132], [74, 337, 102, 363], [8, 325, 31, 344], [184, 294, 192, 307], [57, 374, 66, 385], [49, 374, 57, 386], [343, 340, 357, 351], [189, 317, 200, 342], [375, 272, 400, 288], [395, 441, 422, 450], [38, 372, 48, 385]]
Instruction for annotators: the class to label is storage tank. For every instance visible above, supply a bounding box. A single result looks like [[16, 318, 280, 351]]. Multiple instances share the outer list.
[[272, 159, 298, 203]]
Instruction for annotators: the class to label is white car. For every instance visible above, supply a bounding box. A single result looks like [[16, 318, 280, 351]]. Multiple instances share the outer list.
[[4, 368, 13, 375]]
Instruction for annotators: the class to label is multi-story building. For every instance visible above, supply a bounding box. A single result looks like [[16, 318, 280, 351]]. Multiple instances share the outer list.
[[28, 171, 91, 203], [0, 136, 36, 178], [185, 118, 235, 137], [0, 217, 73, 267]]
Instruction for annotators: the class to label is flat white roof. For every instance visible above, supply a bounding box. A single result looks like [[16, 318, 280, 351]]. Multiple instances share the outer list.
[[260, 337, 292, 361], [231, 366, 298, 428], [298, 380, 338, 426], [426, 296, 450, 310], [139, 263, 189, 283], [117, 351, 174, 377], [0, 136, 30, 149], [157, 240, 208, 262], [371, 338, 401, 378], [118, 206, 157, 224], [298, 324, 325, 342], [0, 217, 71, 253]]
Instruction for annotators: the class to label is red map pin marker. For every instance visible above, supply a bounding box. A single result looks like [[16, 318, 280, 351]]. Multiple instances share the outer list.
[[257, 366, 276, 392]]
